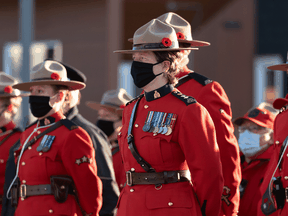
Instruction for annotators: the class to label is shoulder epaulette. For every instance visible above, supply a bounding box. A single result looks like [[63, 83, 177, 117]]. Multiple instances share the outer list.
[[13, 128, 23, 133], [171, 90, 197, 106], [176, 72, 213, 87], [60, 119, 79, 130], [126, 94, 144, 106], [25, 120, 37, 130]]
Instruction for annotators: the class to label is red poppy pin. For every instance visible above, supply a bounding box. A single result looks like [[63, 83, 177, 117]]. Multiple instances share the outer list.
[[7, 104, 13, 112], [176, 32, 185, 40], [162, 38, 172, 47], [120, 104, 125, 109], [4, 86, 13, 94], [51, 73, 60, 80]]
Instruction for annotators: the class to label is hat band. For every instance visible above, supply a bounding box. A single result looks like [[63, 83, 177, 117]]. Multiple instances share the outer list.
[[132, 41, 178, 50], [101, 102, 120, 108]]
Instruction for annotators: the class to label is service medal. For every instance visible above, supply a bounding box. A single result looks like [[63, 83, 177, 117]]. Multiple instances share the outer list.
[[149, 111, 159, 132], [165, 126, 172, 136], [142, 111, 154, 132]]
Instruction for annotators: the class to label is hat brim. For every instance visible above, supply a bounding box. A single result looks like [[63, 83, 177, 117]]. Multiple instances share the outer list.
[[178, 39, 211, 47], [86, 101, 120, 115], [233, 117, 270, 128], [0, 93, 30, 98], [273, 98, 288, 109], [267, 64, 288, 71], [114, 47, 198, 54], [127, 38, 210, 47], [12, 80, 85, 92]]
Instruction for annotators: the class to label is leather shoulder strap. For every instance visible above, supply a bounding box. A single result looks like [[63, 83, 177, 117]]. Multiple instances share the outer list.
[[112, 145, 120, 156], [0, 128, 20, 148], [127, 98, 155, 173], [175, 72, 213, 87]]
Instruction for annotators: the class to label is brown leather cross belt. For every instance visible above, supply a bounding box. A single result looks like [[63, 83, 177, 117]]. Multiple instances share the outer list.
[[19, 184, 53, 200], [126, 170, 191, 186]]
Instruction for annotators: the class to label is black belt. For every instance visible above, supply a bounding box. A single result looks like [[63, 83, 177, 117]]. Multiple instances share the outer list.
[[19, 184, 53, 200], [126, 170, 191, 186]]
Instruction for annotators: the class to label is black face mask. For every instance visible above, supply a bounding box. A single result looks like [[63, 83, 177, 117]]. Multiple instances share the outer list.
[[29, 96, 53, 118], [130, 61, 163, 88], [96, 120, 115, 137]]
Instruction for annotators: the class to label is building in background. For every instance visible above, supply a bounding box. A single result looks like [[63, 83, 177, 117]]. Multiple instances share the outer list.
[[0, 0, 287, 123]]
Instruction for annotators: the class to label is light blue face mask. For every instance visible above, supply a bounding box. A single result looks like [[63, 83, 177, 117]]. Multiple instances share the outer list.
[[238, 130, 263, 158]]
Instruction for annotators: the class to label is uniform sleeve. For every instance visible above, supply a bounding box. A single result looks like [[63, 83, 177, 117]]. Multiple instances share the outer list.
[[198, 82, 241, 216], [178, 103, 224, 216], [61, 128, 103, 216]]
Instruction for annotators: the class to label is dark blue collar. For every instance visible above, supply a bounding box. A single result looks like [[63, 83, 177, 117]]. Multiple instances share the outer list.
[[144, 84, 174, 102]]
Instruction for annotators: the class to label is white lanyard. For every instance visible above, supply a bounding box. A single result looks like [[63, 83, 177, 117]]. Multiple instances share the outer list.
[[6, 121, 56, 199]]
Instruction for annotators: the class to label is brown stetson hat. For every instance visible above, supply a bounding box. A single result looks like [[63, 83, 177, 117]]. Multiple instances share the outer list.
[[267, 52, 288, 71], [114, 19, 198, 54], [86, 88, 133, 116], [0, 72, 29, 98], [12, 60, 85, 92], [128, 13, 210, 47]]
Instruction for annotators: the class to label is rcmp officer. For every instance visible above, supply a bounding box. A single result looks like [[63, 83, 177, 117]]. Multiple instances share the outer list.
[[154, 12, 242, 216], [0, 73, 27, 215], [233, 102, 277, 216], [114, 19, 223, 216], [7, 60, 102, 216], [86, 88, 133, 191], [258, 59, 288, 216], [55, 62, 119, 216]]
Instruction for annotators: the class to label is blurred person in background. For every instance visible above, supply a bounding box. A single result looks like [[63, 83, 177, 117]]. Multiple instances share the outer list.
[[114, 19, 223, 216], [155, 12, 241, 216], [58, 62, 120, 216], [8, 60, 102, 216], [86, 88, 133, 191], [0, 72, 27, 215], [258, 60, 288, 216], [233, 102, 277, 216]]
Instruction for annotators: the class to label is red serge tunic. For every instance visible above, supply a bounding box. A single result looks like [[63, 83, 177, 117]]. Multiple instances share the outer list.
[[112, 147, 126, 191], [117, 84, 223, 216], [238, 147, 274, 216], [176, 68, 241, 216], [0, 121, 21, 214], [14, 112, 102, 216]]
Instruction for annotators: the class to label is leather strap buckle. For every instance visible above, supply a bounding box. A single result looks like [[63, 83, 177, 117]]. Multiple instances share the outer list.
[[285, 187, 288, 203], [126, 171, 133, 186], [20, 184, 27, 200]]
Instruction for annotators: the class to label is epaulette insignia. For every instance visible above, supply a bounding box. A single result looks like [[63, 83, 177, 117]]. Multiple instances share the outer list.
[[25, 120, 37, 130], [126, 94, 144, 106], [188, 72, 213, 86], [60, 119, 79, 130], [171, 90, 197, 106]]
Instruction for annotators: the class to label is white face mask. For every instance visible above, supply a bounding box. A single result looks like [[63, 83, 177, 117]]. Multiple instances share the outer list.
[[238, 130, 266, 158]]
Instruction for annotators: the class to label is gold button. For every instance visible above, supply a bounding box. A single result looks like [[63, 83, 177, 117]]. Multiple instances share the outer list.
[[37, 131, 41, 134], [285, 176, 288, 180], [135, 124, 139, 128], [21, 162, 25, 166], [131, 168, 135, 172], [21, 197, 24, 201], [220, 109, 224, 114], [168, 202, 173, 206], [14, 152, 16, 156], [120, 184, 124, 188], [22, 180, 26, 184], [28, 146, 32, 150], [39, 152, 43, 156], [0, 159, 4, 163], [276, 141, 280, 145], [287, 154, 288, 157], [144, 105, 148, 109], [130, 188, 134, 192], [153, 133, 157, 136], [49, 209, 53, 213], [118, 132, 121, 136]]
